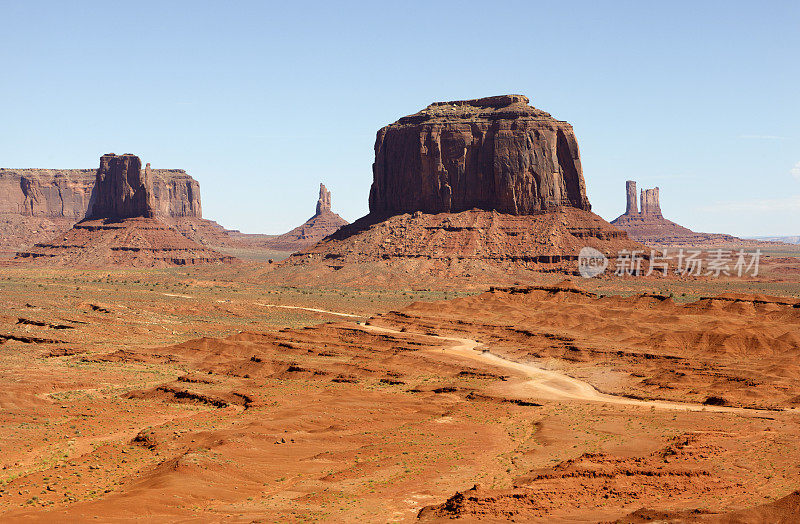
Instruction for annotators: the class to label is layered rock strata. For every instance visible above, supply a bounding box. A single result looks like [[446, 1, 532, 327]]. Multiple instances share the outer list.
[[15, 154, 231, 267], [276, 95, 642, 278], [368, 95, 591, 217], [16, 218, 233, 267], [0, 165, 201, 219], [0, 159, 205, 254], [288, 208, 638, 270]]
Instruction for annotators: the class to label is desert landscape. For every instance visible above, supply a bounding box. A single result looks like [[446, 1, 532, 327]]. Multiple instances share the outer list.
[[1, 93, 799, 523], [2, 3, 799, 523]]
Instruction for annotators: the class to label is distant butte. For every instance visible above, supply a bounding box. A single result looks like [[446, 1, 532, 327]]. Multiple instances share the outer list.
[[610, 180, 748, 247], [15, 154, 233, 267], [87, 153, 157, 220], [0, 156, 262, 256], [250, 183, 348, 252], [0, 161, 201, 221]]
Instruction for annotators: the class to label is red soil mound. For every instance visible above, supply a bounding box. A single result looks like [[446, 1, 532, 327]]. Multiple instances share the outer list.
[[714, 489, 800, 523], [256, 208, 348, 252], [418, 433, 723, 521], [276, 208, 643, 280], [15, 217, 233, 267]]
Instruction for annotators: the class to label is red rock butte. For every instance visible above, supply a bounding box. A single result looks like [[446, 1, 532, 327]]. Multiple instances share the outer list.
[[277, 95, 643, 279], [87, 153, 156, 220], [369, 94, 591, 216], [0, 163, 201, 220], [15, 154, 232, 267], [611, 180, 744, 246], [0, 157, 208, 255]]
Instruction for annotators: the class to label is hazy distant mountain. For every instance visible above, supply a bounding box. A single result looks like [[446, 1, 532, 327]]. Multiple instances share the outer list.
[[749, 236, 800, 244]]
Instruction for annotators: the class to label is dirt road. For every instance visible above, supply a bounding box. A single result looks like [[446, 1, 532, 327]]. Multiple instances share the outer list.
[[257, 303, 364, 318], [359, 323, 780, 415]]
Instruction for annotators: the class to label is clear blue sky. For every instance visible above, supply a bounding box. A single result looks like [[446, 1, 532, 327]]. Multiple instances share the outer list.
[[1, 1, 798, 236]]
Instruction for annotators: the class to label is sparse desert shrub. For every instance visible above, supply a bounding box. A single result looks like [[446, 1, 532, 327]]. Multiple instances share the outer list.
[[703, 395, 727, 406]]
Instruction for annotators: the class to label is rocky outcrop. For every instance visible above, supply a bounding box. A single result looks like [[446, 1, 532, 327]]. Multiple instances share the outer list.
[[287, 208, 640, 271], [274, 96, 646, 280], [16, 218, 234, 267], [621, 182, 663, 218], [316, 183, 332, 215], [625, 181, 637, 215], [0, 169, 94, 219], [147, 164, 203, 219], [0, 165, 201, 220], [640, 187, 662, 217], [611, 180, 745, 246], [252, 183, 348, 252], [368, 95, 591, 217], [15, 153, 231, 267], [87, 154, 156, 220], [0, 158, 207, 255]]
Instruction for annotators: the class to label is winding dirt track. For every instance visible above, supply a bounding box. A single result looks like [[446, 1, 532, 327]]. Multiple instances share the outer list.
[[256, 304, 363, 318], [358, 323, 780, 415], [252, 304, 781, 415]]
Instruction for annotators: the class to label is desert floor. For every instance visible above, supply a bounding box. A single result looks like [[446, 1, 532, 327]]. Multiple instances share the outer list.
[[1, 257, 800, 522]]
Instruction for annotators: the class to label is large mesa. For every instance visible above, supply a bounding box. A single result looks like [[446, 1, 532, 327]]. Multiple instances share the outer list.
[[0, 158, 205, 255], [0, 163, 201, 220], [368, 94, 591, 216], [15, 154, 232, 267]]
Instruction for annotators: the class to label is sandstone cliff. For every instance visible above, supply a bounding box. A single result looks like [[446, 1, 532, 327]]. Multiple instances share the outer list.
[[368, 94, 591, 217], [273, 96, 645, 281], [87, 154, 156, 220], [0, 164, 201, 220], [15, 154, 231, 267], [0, 158, 205, 255]]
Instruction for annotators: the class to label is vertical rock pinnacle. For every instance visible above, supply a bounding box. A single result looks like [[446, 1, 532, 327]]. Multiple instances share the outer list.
[[316, 183, 332, 216], [625, 180, 637, 215], [639, 187, 662, 217]]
